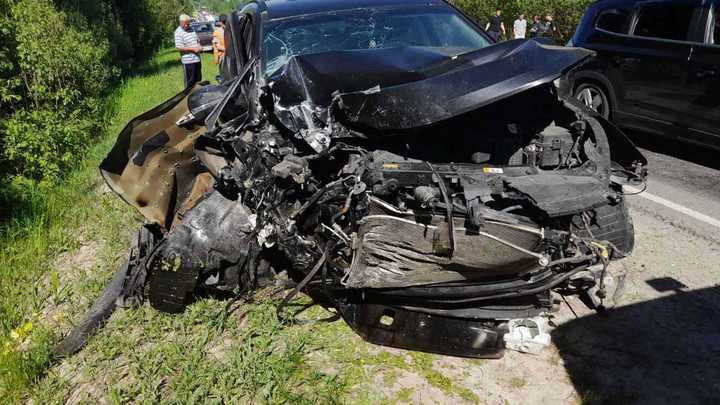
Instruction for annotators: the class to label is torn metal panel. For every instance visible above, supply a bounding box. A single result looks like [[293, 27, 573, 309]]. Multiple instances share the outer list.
[[149, 190, 256, 313], [100, 83, 209, 229], [346, 215, 542, 288], [270, 46, 455, 108], [506, 174, 611, 217]]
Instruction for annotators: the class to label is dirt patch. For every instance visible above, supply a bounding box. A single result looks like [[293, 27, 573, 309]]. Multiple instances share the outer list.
[[374, 369, 465, 404], [39, 241, 104, 330], [205, 336, 237, 365], [53, 241, 102, 277]]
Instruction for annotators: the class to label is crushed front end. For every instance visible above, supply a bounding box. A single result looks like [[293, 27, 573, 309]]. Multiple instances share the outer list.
[[98, 39, 647, 358]]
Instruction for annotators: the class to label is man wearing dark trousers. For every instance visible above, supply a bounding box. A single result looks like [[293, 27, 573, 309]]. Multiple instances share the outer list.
[[175, 14, 202, 89], [485, 9, 505, 42]]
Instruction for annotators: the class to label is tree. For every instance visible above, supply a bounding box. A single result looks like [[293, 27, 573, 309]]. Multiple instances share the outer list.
[[453, 0, 592, 43]]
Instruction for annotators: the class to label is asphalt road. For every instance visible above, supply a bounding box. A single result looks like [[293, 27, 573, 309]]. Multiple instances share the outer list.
[[627, 132, 720, 244], [548, 132, 720, 404]]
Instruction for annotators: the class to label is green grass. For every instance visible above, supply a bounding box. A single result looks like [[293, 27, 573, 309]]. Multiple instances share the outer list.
[[0, 49, 487, 404], [0, 49, 218, 401]]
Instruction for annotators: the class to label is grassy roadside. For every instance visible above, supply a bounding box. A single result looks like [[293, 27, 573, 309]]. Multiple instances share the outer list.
[[1, 48, 499, 404], [0, 49, 216, 401]]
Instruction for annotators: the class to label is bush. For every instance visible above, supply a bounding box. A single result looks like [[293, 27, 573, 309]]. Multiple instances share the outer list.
[[0, 1, 21, 113], [0, 0, 112, 191], [12, 0, 114, 110], [2, 109, 97, 181], [0, 0, 191, 216], [54, 0, 193, 69], [454, 0, 593, 43]]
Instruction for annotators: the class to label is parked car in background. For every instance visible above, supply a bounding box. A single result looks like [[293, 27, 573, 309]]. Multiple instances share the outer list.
[[562, 0, 720, 150], [190, 21, 214, 51]]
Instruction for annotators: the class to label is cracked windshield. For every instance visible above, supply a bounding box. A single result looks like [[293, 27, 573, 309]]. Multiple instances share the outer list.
[[264, 6, 491, 75]]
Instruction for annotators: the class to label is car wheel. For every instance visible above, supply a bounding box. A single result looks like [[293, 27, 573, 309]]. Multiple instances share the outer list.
[[575, 83, 610, 119]]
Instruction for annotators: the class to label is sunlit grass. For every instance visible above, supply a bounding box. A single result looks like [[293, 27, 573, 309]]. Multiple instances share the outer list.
[[0, 49, 218, 402]]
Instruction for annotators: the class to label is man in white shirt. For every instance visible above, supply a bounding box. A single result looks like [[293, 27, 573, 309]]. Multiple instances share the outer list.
[[513, 14, 528, 39], [174, 14, 202, 89]]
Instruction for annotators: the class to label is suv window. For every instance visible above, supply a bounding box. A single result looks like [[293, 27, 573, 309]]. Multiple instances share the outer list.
[[596, 9, 629, 33], [192, 23, 213, 33], [633, 3, 695, 41], [713, 8, 720, 44]]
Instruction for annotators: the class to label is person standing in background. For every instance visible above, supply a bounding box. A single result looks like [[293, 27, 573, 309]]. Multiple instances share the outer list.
[[513, 13, 527, 39], [175, 14, 202, 89], [539, 14, 557, 40], [485, 9, 505, 41], [212, 15, 226, 66], [528, 15, 541, 38]]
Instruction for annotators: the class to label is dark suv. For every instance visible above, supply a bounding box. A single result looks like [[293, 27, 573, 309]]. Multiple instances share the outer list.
[[93, 0, 647, 359], [564, 0, 720, 150]]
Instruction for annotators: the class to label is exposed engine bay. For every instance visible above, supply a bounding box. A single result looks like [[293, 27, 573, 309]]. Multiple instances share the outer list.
[[86, 39, 647, 359]]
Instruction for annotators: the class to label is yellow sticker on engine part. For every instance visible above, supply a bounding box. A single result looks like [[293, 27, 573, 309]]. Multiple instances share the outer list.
[[483, 167, 504, 174], [382, 163, 400, 169]]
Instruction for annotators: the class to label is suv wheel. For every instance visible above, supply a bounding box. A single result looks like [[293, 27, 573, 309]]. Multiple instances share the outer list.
[[575, 83, 610, 119]]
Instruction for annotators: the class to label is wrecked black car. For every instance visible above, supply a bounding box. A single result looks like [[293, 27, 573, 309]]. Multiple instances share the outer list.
[[78, 0, 648, 358]]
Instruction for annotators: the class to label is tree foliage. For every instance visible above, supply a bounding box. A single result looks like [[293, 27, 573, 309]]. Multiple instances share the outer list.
[[0, 0, 191, 205], [192, 0, 240, 15], [454, 0, 593, 43]]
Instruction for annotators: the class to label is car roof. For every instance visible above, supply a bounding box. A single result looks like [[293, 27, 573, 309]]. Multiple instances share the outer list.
[[254, 0, 447, 20]]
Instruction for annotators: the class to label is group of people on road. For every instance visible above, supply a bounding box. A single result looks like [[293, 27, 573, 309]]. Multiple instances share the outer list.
[[485, 9, 557, 42], [174, 13, 228, 89]]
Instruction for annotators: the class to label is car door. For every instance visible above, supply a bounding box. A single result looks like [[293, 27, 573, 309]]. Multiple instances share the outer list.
[[222, 12, 249, 80], [618, 0, 699, 125], [683, 0, 720, 145]]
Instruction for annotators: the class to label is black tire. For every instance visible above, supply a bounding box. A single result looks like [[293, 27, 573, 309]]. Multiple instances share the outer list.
[[574, 82, 611, 119], [572, 199, 634, 258], [55, 263, 127, 357]]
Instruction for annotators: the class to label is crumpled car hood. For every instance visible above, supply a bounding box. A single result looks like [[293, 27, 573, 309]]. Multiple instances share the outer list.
[[271, 39, 594, 131]]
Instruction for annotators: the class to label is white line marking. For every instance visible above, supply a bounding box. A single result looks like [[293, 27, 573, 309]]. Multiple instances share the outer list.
[[625, 186, 720, 229]]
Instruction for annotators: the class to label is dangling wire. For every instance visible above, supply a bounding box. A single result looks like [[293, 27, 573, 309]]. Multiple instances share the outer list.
[[276, 242, 335, 324]]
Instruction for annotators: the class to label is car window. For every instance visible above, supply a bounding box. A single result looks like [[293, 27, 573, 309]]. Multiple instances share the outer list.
[[713, 8, 720, 44], [192, 23, 212, 32], [633, 3, 695, 41], [596, 9, 630, 33], [263, 6, 490, 76]]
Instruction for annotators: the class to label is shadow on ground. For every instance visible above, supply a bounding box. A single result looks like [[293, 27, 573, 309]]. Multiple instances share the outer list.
[[553, 284, 720, 404]]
